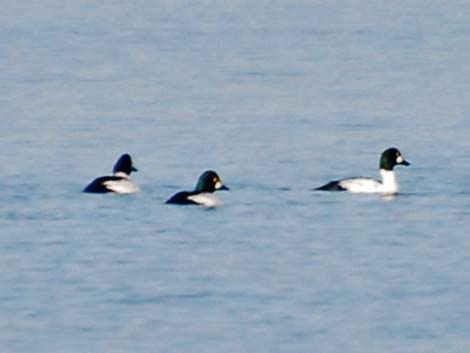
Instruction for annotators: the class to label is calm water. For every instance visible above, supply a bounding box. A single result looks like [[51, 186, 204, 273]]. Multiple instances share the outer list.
[[1, 1, 470, 352]]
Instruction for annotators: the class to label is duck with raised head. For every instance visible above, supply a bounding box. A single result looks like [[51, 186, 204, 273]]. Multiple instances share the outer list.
[[315, 147, 410, 195], [83, 153, 139, 194], [166, 170, 229, 207]]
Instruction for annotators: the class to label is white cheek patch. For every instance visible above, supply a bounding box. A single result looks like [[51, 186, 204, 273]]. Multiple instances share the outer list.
[[396, 155, 404, 163], [215, 181, 223, 189]]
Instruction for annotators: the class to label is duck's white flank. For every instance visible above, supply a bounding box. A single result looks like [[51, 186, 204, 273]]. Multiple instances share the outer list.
[[187, 193, 223, 208], [103, 174, 140, 194], [339, 170, 399, 195]]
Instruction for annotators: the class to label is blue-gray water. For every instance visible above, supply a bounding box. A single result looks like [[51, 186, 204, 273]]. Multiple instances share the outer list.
[[1, 1, 470, 352]]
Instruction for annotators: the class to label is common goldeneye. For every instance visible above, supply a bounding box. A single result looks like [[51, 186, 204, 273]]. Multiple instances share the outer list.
[[166, 170, 229, 207], [315, 147, 410, 195], [83, 153, 139, 194]]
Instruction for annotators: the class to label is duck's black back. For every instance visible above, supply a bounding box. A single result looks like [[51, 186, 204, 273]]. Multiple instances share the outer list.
[[165, 191, 199, 205], [83, 176, 123, 193]]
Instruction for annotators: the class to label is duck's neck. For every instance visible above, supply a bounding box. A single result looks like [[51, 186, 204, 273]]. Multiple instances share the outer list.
[[380, 169, 398, 194], [114, 171, 131, 179]]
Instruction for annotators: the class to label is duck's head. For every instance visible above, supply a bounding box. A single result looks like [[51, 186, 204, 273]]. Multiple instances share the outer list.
[[113, 154, 138, 175], [379, 148, 410, 170], [195, 170, 229, 192]]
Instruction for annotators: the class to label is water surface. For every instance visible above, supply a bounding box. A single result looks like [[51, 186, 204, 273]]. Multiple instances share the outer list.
[[1, 1, 470, 352]]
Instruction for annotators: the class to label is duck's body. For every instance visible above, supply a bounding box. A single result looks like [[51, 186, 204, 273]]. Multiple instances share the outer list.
[[315, 148, 410, 195], [83, 154, 139, 194], [316, 170, 399, 194], [166, 170, 229, 207], [166, 191, 224, 208]]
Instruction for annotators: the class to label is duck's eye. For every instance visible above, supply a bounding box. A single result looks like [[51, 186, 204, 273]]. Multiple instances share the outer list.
[[213, 177, 218, 183]]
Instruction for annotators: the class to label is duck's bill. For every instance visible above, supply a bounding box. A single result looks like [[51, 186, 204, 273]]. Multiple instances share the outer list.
[[220, 185, 229, 190], [132, 166, 138, 172], [400, 160, 410, 166]]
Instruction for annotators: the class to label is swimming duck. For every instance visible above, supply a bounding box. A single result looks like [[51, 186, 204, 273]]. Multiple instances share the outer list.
[[83, 153, 139, 194], [315, 147, 410, 195], [166, 170, 229, 207]]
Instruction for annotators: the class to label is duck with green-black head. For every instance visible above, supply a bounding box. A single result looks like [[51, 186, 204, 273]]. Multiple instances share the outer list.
[[314, 147, 410, 195], [166, 170, 229, 207]]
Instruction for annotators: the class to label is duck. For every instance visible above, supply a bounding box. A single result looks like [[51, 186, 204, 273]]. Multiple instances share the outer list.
[[165, 170, 229, 207], [314, 147, 410, 195], [83, 153, 139, 194]]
